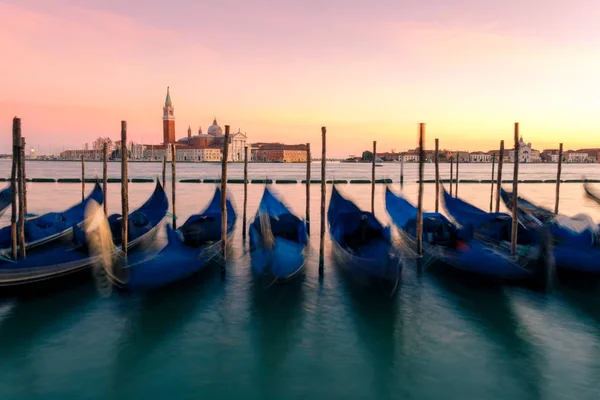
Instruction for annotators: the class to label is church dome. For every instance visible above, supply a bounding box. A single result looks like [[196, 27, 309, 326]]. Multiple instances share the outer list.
[[207, 118, 222, 136]]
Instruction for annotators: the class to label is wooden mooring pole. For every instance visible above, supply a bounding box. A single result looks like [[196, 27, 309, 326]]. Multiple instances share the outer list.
[[20, 137, 27, 215], [495, 140, 504, 213], [434, 138, 440, 213], [103, 142, 108, 215], [511, 123, 519, 256], [455, 153, 460, 198], [171, 144, 177, 230], [489, 154, 496, 212], [81, 154, 85, 202], [10, 118, 20, 260], [400, 155, 404, 189], [319, 127, 326, 274], [242, 145, 248, 241], [416, 123, 425, 256], [371, 140, 376, 214], [220, 125, 230, 272], [554, 143, 563, 215], [121, 121, 129, 259], [305, 143, 311, 235], [162, 154, 167, 188], [449, 157, 453, 197]]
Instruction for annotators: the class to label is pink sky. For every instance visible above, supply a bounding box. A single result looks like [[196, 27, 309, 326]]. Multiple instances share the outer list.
[[1, 0, 599, 157]]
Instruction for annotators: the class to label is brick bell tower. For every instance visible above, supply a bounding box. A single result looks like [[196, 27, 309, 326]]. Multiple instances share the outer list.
[[163, 87, 175, 144]]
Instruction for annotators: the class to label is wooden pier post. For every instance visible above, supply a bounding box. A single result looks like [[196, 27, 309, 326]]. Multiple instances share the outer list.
[[319, 127, 326, 273], [220, 125, 230, 271], [171, 144, 177, 230], [81, 154, 85, 202], [434, 138, 440, 213], [10, 118, 20, 260], [416, 123, 425, 255], [242, 145, 248, 241], [162, 154, 167, 188], [554, 143, 563, 215], [121, 121, 129, 259], [495, 140, 504, 213], [102, 142, 108, 216], [455, 152, 460, 198], [511, 123, 519, 256], [305, 143, 311, 235], [489, 154, 496, 212], [449, 156, 454, 197], [400, 155, 404, 189], [371, 141, 376, 214], [20, 137, 27, 215]]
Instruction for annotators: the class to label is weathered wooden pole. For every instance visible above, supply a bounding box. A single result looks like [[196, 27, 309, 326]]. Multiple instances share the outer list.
[[371, 140, 376, 214], [511, 123, 519, 256], [102, 142, 108, 216], [434, 138, 440, 213], [220, 125, 230, 271], [162, 154, 167, 188], [10, 118, 20, 260], [242, 145, 248, 241], [171, 144, 177, 229], [554, 143, 563, 215], [455, 152, 460, 198], [449, 156, 454, 196], [81, 154, 85, 202], [489, 154, 496, 212], [319, 127, 326, 273], [416, 123, 425, 255], [495, 140, 504, 213], [17, 136, 25, 259], [400, 155, 404, 189], [305, 143, 311, 235], [20, 137, 27, 215], [121, 121, 129, 259]]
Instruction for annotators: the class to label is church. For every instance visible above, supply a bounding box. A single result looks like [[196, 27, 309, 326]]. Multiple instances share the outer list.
[[145, 87, 248, 162]]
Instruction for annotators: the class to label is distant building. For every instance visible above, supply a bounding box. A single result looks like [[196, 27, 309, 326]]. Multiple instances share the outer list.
[[60, 149, 104, 160], [469, 151, 491, 163], [565, 150, 588, 163], [251, 143, 308, 162], [508, 136, 541, 163]]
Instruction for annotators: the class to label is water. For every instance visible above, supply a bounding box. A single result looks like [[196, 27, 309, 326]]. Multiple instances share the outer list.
[[1, 160, 600, 399]]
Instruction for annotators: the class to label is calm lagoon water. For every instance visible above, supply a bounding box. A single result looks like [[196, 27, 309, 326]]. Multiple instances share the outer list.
[[1, 160, 600, 399]]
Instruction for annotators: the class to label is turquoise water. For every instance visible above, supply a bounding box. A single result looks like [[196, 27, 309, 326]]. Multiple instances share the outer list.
[[1, 161, 600, 399]]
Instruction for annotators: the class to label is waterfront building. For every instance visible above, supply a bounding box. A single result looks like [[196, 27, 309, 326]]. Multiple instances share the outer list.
[[251, 143, 308, 162], [507, 136, 541, 163], [469, 151, 491, 163]]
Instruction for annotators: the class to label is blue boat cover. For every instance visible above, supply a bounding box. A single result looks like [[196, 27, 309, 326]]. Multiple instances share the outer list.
[[0, 186, 10, 216]]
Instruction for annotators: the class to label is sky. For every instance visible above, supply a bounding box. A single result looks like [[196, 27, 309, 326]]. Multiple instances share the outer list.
[[1, 0, 599, 157]]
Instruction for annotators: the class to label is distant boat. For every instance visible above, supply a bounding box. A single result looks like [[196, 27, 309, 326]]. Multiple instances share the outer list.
[[375, 157, 384, 167]]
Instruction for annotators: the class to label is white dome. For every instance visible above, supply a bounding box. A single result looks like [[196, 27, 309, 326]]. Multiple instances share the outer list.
[[207, 118, 222, 136]]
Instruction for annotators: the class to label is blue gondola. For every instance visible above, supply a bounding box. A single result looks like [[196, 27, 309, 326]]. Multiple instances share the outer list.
[[109, 186, 236, 291], [0, 187, 10, 218], [502, 187, 600, 275], [249, 186, 308, 283], [442, 188, 552, 286], [0, 180, 167, 294], [0, 182, 104, 253], [386, 186, 546, 284], [328, 185, 400, 295]]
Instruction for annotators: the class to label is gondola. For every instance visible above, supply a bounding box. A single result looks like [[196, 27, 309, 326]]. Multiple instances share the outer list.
[[502, 187, 600, 275], [0, 182, 104, 253], [0, 186, 11, 218], [386, 186, 546, 284], [103, 186, 236, 291], [442, 188, 552, 287], [0, 180, 167, 294], [327, 185, 400, 295], [249, 186, 308, 283]]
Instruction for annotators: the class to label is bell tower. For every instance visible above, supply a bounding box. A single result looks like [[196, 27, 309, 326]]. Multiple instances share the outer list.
[[162, 87, 175, 144]]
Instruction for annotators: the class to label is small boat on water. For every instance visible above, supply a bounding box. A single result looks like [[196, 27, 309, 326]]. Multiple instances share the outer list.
[[386, 186, 545, 284], [501, 187, 600, 275], [102, 186, 236, 291], [249, 186, 308, 284], [442, 188, 552, 287], [0, 182, 104, 254], [375, 157, 384, 167], [328, 185, 400, 295], [0, 180, 167, 294], [0, 187, 11, 218]]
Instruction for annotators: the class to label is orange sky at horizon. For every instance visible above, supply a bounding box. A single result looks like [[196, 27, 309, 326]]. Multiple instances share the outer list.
[[1, 0, 600, 157]]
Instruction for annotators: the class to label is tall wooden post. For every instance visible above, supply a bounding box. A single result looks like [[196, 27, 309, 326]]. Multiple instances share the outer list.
[[416, 123, 425, 255], [10, 118, 20, 260], [162, 154, 167, 188], [489, 154, 496, 212], [495, 140, 504, 213], [455, 152, 460, 198], [102, 142, 108, 216], [511, 123, 519, 256], [371, 141, 376, 214], [319, 127, 326, 273], [220, 125, 230, 271], [17, 136, 25, 259], [554, 143, 563, 215], [400, 155, 404, 189], [305, 143, 311, 235], [81, 154, 85, 202], [171, 144, 177, 230], [121, 121, 129, 259], [20, 137, 27, 215], [242, 146, 248, 241], [449, 157, 454, 196], [434, 138, 440, 213]]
